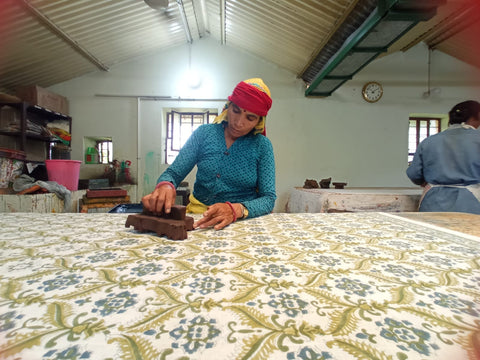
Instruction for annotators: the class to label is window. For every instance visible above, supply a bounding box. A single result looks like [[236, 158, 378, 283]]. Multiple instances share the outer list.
[[165, 110, 217, 164], [408, 117, 441, 162], [97, 140, 113, 164], [83, 136, 113, 164]]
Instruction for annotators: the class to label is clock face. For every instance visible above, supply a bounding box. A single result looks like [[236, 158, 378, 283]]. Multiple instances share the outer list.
[[362, 82, 383, 103]]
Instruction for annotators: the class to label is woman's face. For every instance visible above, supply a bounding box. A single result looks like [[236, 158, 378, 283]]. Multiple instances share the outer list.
[[226, 102, 260, 139]]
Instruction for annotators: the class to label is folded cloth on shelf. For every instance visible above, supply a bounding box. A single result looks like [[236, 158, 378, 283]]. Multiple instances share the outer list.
[[13, 174, 72, 212]]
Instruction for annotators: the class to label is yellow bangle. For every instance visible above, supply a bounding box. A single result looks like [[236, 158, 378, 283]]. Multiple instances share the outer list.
[[240, 203, 249, 219]]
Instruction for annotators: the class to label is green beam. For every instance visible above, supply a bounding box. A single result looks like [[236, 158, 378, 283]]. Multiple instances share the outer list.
[[305, 7, 384, 96], [385, 9, 438, 21], [353, 47, 389, 53], [304, 0, 445, 97], [324, 75, 353, 80]]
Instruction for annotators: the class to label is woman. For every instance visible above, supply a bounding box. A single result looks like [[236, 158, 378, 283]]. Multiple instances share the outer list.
[[142, 78, 276, 229], [406, 100, 480, 214]]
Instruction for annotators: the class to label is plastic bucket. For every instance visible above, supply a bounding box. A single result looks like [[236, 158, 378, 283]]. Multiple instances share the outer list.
[[45, 160, 81, 191]]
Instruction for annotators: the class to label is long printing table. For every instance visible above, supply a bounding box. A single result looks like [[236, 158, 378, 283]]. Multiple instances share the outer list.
[[286, 187, 423, 213], [0, 212, 479, 359]]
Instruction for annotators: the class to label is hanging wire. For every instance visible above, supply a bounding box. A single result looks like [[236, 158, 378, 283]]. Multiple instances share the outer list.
[[423, 47, 432, 98]]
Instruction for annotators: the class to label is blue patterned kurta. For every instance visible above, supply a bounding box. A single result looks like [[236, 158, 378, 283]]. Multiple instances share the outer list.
[[406, 125, 480, 214], [158, 122, 276, 218]]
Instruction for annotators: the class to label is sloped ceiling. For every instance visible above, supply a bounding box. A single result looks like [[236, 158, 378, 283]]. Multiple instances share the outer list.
[[385, 0, 480, 67], [0, 0, 478, 95]]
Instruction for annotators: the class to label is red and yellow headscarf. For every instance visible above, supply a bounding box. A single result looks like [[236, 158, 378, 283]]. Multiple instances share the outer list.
[[214, 78, 272, 135]]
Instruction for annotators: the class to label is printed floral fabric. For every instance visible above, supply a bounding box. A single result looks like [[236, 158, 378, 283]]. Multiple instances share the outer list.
[[0, 212, 479, 360]]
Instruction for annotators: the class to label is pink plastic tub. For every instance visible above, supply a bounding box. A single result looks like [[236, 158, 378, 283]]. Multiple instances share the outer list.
[[45, 160, 81, 191]]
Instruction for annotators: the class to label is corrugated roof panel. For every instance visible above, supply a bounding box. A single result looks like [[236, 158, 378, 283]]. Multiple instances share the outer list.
[[32, 0, 189, 66], [428, 1, 480, 69], [204, 0, 221, 38], [0, 0, 190, 93], [0, 0, 477, 95], [222, 0, 359, 74], [1, 0, 96, 93], [386, 0, 480, 69], [434, 21, 480, 69]]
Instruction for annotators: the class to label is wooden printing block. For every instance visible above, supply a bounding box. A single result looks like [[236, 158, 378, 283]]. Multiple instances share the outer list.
[[125, 205, 194, 240], [319, 177, 331, 189], [332, 182, 347, 189], [141, 205, 187, 220], [303, 179, 319, 189]]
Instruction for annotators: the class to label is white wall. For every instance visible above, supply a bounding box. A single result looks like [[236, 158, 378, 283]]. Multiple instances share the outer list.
[[50, 38, 480, 212]]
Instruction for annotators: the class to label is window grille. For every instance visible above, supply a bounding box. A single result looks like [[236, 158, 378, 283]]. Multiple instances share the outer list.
[[165, 110, 217, 164], [96, 140, 113, 164], [408, 117, 441, 162]]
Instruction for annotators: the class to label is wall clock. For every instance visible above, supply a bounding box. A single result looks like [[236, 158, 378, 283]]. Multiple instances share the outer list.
[[362, 81, 383, 103]]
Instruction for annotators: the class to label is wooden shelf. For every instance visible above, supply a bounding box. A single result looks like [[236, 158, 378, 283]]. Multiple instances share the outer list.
[[0, 101, 72, 161], [0, 130, 63, 142]]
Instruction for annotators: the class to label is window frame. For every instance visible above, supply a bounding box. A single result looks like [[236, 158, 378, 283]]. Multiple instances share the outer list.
[[96, 139, 113, 164], [408, 116, 442, 162], [165, 110, 217, 164]]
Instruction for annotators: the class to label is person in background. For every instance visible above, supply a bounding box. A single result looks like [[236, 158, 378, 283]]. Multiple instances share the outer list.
[[406, 100, 480, 214], [142, 78, 276, 229]]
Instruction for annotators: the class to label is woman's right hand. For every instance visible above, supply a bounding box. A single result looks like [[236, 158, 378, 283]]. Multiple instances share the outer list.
[[141, 184, 176, 214]]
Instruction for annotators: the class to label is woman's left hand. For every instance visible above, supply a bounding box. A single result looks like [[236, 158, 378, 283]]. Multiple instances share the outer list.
[[194, 202, 238, 230]]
